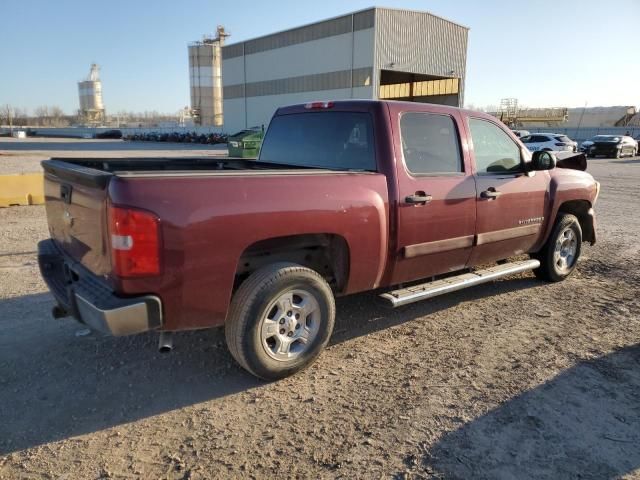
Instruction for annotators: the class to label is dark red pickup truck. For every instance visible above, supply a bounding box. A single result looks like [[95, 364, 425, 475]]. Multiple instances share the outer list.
[[38, 100, 599, 379]]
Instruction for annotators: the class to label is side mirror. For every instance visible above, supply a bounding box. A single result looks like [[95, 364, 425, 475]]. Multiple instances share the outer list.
[[531, 150, 557, 171]]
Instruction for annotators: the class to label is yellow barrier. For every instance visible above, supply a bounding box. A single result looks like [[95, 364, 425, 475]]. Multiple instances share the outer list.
[[0, 173, 45, 207]]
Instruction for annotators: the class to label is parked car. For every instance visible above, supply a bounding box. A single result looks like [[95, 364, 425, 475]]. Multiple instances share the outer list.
[[588, 135, 638, 158], [520, 133, 576, 152], [37, 100, 599, 380], [511, 129, 530, 138], [580, 135, 610, 152], [95, 129, 123, 139], [228, 128, 264, 158]]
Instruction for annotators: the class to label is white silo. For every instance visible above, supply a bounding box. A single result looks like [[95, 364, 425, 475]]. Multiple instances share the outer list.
[[78, 64, 106, 125], [188, 26, 229, 126]]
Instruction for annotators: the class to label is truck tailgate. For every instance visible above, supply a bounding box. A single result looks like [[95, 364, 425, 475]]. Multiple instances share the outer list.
[[42, 160, 113, 276]]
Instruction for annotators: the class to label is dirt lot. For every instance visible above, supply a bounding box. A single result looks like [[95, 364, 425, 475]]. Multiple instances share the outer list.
[[1, 141, 639, 479]]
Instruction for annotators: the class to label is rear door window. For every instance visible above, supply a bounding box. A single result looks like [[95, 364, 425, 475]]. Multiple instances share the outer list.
[[399, 113, 463, 174], [469, 118, 522, 174], [259, 112, 375, 170]]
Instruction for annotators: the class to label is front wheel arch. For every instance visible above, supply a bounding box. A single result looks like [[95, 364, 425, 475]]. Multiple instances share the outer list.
[[532, 213, 582, 282]]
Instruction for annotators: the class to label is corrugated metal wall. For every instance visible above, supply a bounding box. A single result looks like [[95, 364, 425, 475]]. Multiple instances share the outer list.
[[222, 10, 374, 59], [219, 7, 468, 130], [374, 8, 468, 106]]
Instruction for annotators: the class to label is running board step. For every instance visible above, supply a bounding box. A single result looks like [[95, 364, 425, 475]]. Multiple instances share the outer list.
[[380, 259, 540, 308]]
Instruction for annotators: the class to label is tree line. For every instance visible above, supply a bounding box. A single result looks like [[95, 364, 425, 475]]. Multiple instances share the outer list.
[[1, 104, 182, 128]]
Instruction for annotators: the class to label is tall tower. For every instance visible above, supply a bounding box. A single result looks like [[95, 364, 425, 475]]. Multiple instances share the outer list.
[[188, 26, 230, 126], [78, 64, 106, 126]]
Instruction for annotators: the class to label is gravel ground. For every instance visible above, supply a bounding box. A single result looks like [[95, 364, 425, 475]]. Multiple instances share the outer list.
[[0, 145, 639, 479]]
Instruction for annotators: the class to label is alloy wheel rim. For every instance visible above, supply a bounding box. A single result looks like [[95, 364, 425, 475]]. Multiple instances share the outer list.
[[553, 228, 578, 274], [260, 289, 321, 362]]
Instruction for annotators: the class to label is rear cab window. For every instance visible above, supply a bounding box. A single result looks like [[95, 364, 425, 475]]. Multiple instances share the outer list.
[[259, 112, 376, 171], [399, 112, 463, 174], [468, 118, 522, 174]]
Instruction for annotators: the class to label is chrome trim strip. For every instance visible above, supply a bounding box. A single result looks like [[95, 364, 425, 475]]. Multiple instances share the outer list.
[[476, 224, 540, 245], [404, 235, 474, 258], [380, 259, 540, 307]]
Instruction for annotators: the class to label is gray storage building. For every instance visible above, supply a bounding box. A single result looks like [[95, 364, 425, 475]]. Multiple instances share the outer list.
[[220, 7, 468, 132]]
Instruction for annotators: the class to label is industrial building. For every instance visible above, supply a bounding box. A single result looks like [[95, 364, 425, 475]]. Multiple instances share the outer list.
[[189, 7, 468, 131], [78, 64, 105, 126]]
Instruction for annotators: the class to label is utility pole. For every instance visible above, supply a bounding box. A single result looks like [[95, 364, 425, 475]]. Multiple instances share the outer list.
[[8, 106, 13, 136], [575, 101, 587, 140]]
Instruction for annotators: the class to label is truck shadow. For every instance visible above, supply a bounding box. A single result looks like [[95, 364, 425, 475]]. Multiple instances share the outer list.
[[0, 276, 543, 454], [0, 292, 259, 455], [401, 343, 640, 479], [331, 276, 543, 346]]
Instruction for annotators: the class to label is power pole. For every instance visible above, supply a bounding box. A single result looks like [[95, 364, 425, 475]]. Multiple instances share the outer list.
[[8, 106, 13, 136]]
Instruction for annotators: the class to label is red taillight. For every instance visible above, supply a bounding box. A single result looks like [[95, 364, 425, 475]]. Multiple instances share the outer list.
[[108, 206, 160, 277], [304, 101, 334, 109]]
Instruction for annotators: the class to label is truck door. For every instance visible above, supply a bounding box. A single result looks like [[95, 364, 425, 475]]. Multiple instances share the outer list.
[[464, 116, 549, 266], [390, 108, 477, 285]]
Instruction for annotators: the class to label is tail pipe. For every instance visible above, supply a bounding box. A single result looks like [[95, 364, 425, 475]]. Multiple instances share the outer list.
[[158, 331, 173, 353]]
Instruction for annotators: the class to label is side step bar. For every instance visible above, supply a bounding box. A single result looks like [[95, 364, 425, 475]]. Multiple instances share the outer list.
[[380, 259, 540, 308]]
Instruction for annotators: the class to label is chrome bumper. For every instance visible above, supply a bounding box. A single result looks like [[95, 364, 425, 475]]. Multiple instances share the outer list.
[[38, 239, 162, 336]]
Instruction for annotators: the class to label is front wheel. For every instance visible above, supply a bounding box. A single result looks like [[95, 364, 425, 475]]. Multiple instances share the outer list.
[[532, 214, 582, 282], [225, 263, 335, 380]]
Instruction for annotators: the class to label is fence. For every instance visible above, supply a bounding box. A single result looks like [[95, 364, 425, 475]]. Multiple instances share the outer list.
[[0, 125, 225, 138]]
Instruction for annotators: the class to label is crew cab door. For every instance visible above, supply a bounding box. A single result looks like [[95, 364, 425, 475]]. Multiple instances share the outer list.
[[390, 107, 476, 284], [464, 116, 549, 266]]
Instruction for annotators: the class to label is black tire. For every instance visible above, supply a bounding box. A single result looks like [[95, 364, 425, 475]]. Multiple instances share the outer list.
[[532, 214, 582, 282], [225, 262, 335, 380]]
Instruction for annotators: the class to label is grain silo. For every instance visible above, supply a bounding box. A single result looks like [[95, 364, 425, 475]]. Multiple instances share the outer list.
[[78, 64, 106, 126], [188, 26, 229, 126]]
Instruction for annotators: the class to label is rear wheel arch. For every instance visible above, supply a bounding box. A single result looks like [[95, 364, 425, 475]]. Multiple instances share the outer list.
[[234, 234, 351, 294]]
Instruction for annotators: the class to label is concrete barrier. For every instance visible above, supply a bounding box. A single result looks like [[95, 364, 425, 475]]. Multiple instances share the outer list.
[[0, 173, 45, 207]]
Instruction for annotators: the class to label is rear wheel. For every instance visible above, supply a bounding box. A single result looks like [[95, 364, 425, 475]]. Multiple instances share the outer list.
[[532, 214, 582, 282], [225, 263, 335, 380]]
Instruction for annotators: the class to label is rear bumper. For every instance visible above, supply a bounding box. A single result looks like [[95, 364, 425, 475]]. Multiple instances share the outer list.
[[38, 239, 162, 336], [589, 147, 618, 157]]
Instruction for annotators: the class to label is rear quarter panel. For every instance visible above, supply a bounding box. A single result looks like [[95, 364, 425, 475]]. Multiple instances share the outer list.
[[108, 172, 389, 330]]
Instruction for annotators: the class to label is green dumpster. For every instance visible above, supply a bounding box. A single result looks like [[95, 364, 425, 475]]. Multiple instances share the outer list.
[[227, 128, 264, 158]]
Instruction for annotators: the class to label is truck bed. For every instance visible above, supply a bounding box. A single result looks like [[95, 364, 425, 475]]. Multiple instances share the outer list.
[[45, 157, 368, 180]]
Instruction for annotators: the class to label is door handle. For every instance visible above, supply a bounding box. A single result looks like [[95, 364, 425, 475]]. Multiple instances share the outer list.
[[480, 188, 502, 199], [405, 193, 433, 205]]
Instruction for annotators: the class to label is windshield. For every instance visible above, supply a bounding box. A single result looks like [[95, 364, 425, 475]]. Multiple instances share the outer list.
[[595, 136, 621, 143], [259, 111, 376, 171]]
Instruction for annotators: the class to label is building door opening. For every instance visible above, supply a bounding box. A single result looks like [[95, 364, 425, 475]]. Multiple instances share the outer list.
[[378, 69, 460, 107]]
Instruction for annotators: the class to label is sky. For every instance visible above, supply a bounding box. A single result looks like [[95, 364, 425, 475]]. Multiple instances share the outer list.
[[1, 0, 638, 114]]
